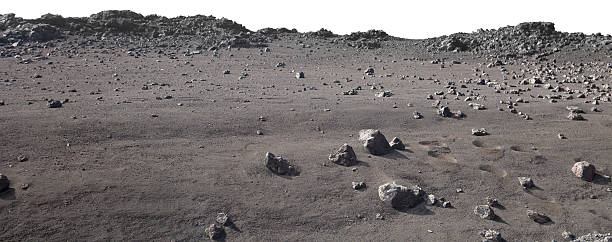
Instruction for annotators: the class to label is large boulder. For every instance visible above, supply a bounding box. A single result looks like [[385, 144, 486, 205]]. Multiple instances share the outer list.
[[572, 161, 596, 181], [359, 129, 391, 155], [329, 144, 358, 166], [265, 152, 298, 176], [378, 182, 425, 210]]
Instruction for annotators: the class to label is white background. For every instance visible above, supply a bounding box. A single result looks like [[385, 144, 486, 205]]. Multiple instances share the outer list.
[[3, 0, 611, 38]]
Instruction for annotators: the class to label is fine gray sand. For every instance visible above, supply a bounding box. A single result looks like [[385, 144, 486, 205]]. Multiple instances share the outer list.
[[0, 11, 611, 241]]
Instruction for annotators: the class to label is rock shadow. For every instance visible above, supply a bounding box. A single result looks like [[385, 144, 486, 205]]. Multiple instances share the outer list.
[[0, 188, 16, 200]]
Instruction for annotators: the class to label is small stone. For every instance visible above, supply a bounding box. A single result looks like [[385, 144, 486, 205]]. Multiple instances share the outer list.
[[17, 155, 28, 162], [223, 70, 230, 74], [295, 72, 305, 79], [558, 133, 566, 139], [472, 128, 489, 136], [352, 182, 366, 190], [485, 196, 500, 207], [568, 112, 585, 121], [375, 91, 393, 97], [375, 213, 384, 220], [204, 223, 225, 240], [561, 231, 575, 240], [518, 177, 534, 188], [329, 144, 358, 166], [526, 210, 551, 224], [438, 106, 453, 117], [442, 201, 452, 208], [571, 161, 596, 181], [426, 194, 437, 206], [474, 205, 495, 220], [413, 111, 423, 119], [216, 213, 230, 226], [20, 183, 29, 190], [47, 100, 62, 108], [256, 130, 263, 135], [389, 137, 405, 150], [480, 229, 502, 242], [456, 188, 463, 193]]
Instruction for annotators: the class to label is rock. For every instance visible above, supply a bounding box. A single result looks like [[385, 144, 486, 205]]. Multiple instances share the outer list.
[[526, 210, 551, 224], [364, 67, 374, 75], [47, 100, 62, 108], [571, 161, 596, 181], [480, 229, 502, 242], [442, 201, 452, 208], [389, 137, 405, 150], [375, 91, 393, 97], [472, 128, 489, 136], [558, 133, 567, 139], [0, 174, 9, 192], [572, 232, 611, 242], [413, 111, 423, 119], [204, 223, 225, 240], [518, 177, 534, 188], [568, 112, 585, 121], [474, 205, 496, 220], [265, 152, 298, 176], [352, 182, 366, 190], [223, 70, 230, 74], [485, 196, 500, 207], [328, 144, 358, 166], [359, 129, 391, 155], [375, 213, 385, 220], [426, 194, 437, 206], [562, 231, 575, 240], [438, 106, 453, 117], [295, 72, 304, 79], [17, 155, 28, 162], [378, 182, 425, 209], [216, 213, 230, 226]]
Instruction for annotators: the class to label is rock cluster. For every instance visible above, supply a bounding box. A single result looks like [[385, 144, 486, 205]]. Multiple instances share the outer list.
[[429, 22, 612, 57]]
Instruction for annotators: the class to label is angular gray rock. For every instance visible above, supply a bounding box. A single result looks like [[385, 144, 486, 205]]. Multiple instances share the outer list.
[[572, 161, 596, 181], [359, 129, 391, 155], [352, 182, 366, 190], [378, 182, 425, 209], [526, 210, 551, 224], [328, 144, 358, 166], [265, 152, 298, 176], [216, 213, 230, 226], [204, 223, 225, 240], [389, 137, 405, 150], [474, 205, 496, 220], [480, 229, 502, 242], [518, 177, 534, 188], [438, 106, 453, 117], [568, 112, 585, 121], [295, 72, 304, 79], [472, 128, 489, 136], [47, 100, 62, 108]]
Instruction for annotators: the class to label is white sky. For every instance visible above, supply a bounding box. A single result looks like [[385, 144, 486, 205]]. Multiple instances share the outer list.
[[3, 0, 611, 39]]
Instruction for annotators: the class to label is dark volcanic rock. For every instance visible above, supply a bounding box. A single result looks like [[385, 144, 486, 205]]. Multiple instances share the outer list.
[[329, 144, 358, 166]]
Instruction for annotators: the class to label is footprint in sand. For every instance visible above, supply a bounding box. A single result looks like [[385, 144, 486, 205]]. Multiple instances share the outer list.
[[416, 141, 458, 170]]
